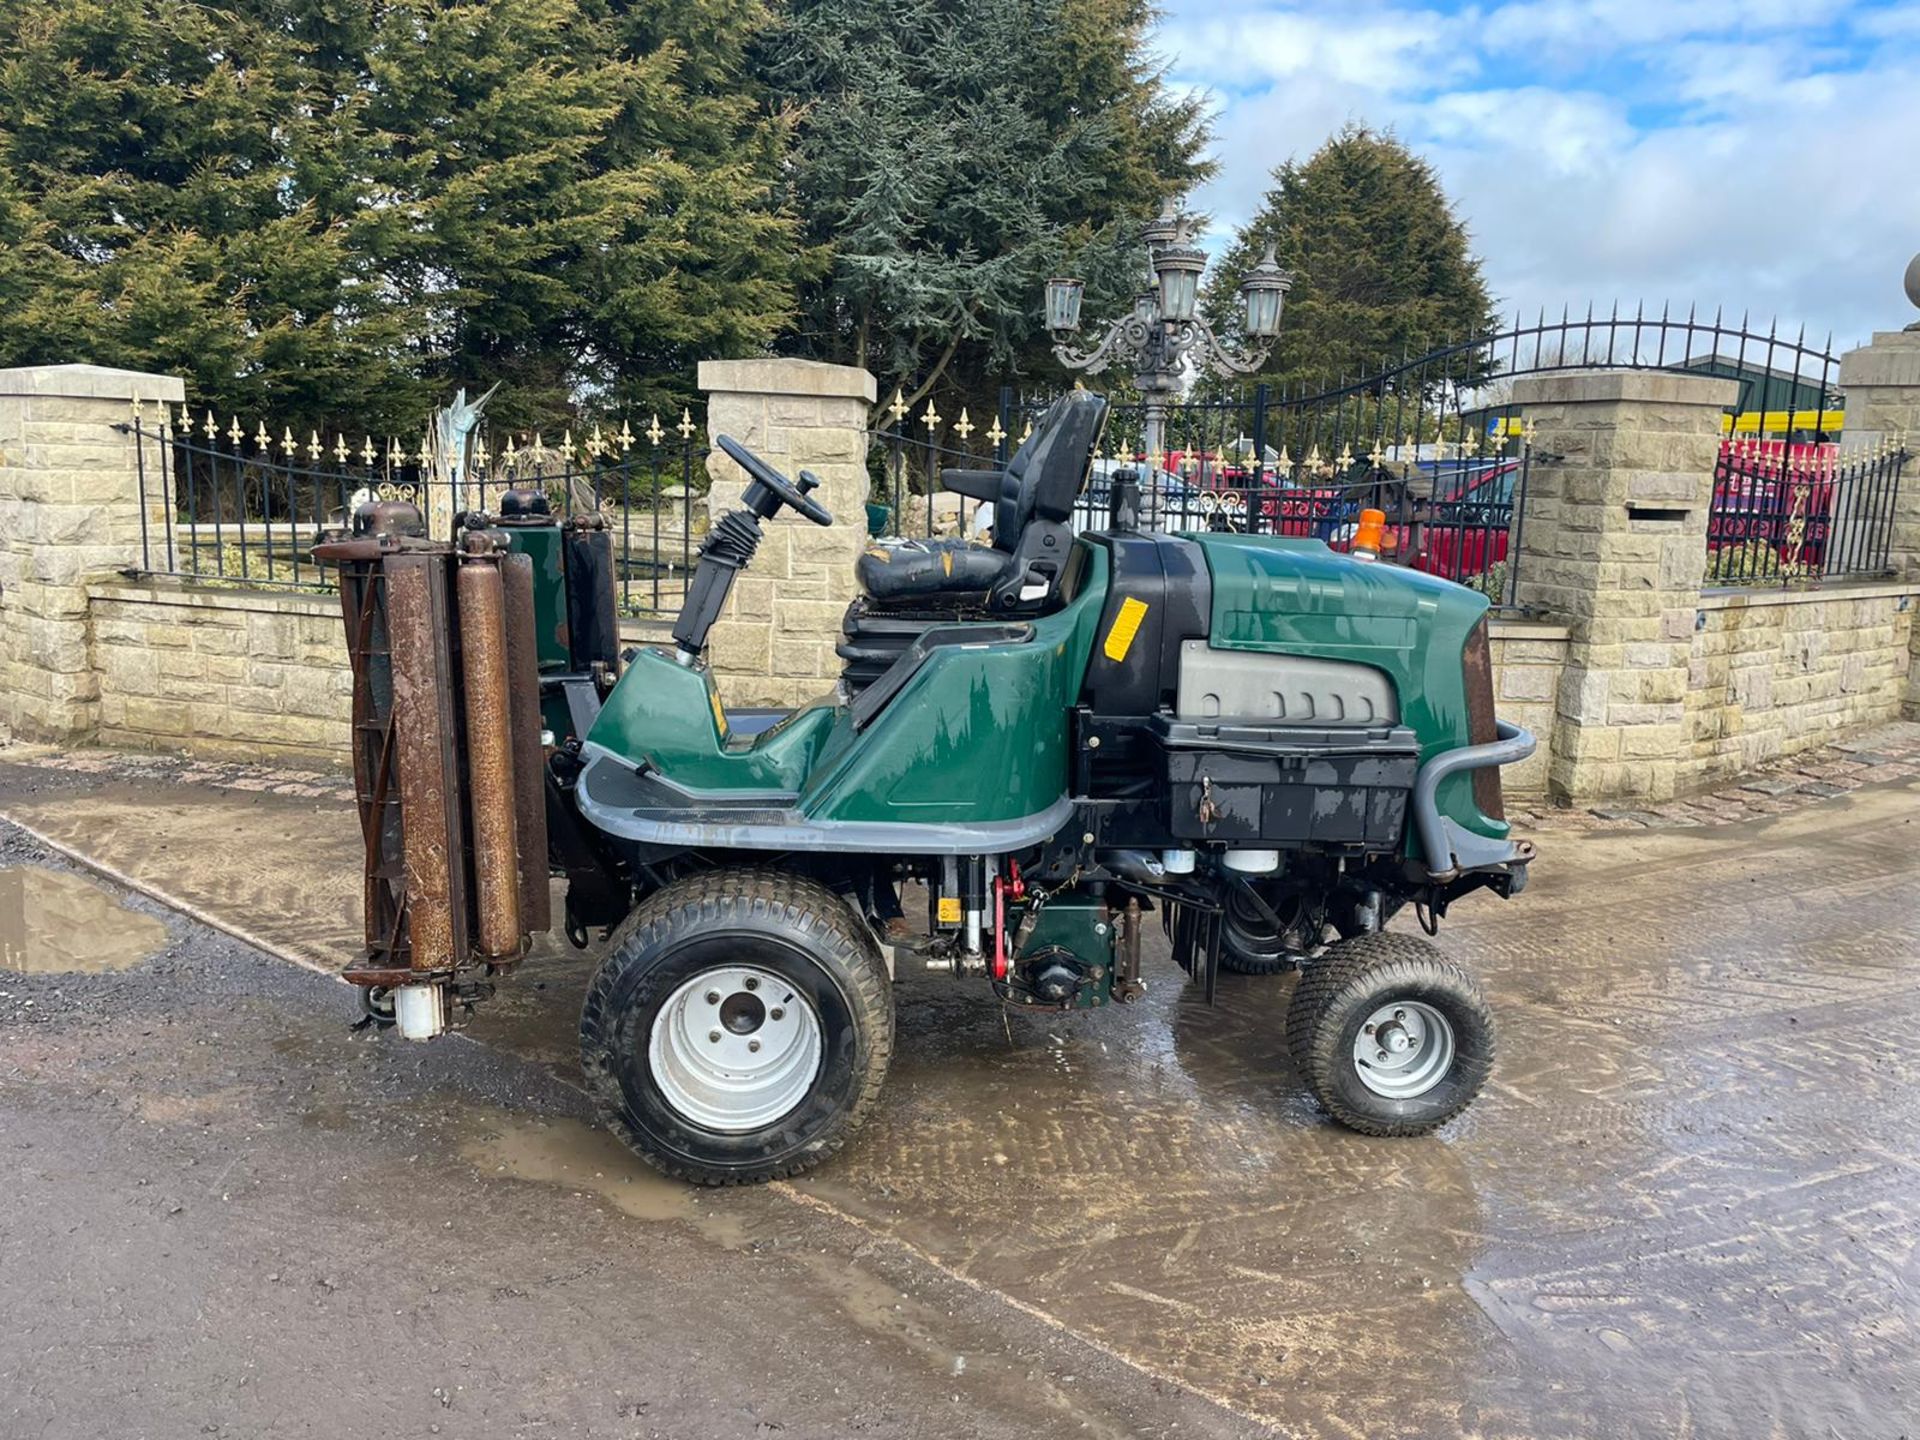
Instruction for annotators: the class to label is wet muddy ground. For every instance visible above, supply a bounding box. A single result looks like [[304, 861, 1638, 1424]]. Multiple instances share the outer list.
[[2, 743, 1919, 1437]]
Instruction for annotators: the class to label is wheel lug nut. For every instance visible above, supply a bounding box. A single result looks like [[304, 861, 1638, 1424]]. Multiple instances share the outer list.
[[1377, 1049, 1389, 1061], [706, 991, 721, 1004], [748, 1040, 761, 1053], [744, 977, 759, 991], [1363, 1023, 1375, 1035], [1394, 1008, 1406, 1021], [708, 1030, 722, 1044], [770, 1007, 784, 1021]]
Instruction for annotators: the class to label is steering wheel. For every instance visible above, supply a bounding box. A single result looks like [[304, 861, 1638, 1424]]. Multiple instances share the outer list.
[[716, 435, 833, 527]]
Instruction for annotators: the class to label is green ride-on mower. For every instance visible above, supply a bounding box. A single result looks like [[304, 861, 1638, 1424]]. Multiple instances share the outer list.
[[314, 390, 1535, 1185]]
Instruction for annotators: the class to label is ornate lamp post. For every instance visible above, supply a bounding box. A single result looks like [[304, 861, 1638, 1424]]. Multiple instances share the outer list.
[[1045, 201, 1292, 467]]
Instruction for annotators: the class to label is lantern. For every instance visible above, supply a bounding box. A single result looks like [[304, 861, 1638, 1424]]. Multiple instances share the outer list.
[[1044, 276, 1085, 333]]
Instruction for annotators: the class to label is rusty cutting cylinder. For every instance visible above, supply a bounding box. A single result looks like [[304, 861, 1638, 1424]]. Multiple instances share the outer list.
[[457, 545, 524, 957], [500, 552, 551, 936]]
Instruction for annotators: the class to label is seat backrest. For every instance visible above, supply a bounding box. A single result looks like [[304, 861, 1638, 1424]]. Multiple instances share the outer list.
[[992, 392, 1109, 552]]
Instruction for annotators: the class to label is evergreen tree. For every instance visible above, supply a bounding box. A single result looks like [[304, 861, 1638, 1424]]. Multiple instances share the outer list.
[[0, 0, 801, 434], [763, 0, 1211, 422], [1204, 126, 1495, 395]]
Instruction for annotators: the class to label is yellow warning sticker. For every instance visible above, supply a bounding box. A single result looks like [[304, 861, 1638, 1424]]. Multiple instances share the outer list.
[[709, 687, 728, 738], [937, 896, 962, 924], [1103, 596, 1150, 663]]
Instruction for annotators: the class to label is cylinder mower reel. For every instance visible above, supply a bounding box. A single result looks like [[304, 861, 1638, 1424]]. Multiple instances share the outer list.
[[312, 390, 1536, 1185]]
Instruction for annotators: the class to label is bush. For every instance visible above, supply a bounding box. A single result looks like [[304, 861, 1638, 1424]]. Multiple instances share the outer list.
[[1706, 541, 1787, 585]]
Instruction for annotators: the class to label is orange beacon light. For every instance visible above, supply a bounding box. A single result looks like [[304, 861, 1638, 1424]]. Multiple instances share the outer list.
[[1352, 508, 1387, 561]]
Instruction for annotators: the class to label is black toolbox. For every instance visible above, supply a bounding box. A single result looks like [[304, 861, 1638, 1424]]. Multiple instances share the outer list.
[[1151, 717, 1421, 851]]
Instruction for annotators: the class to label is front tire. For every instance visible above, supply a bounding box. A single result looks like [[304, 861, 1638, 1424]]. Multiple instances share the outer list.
[[1285, 932, 1493, 1136], [580, 869, 893, 1185]]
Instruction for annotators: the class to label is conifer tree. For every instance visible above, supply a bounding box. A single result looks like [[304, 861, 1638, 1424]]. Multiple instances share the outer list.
[[1205, 126, 1495, 394], [763, 0, 1211, 417], [0, 0, 801, 433]]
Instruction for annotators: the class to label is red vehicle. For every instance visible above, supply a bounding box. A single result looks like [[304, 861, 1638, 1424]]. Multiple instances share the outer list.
[[1709, 440, 1837, 570]]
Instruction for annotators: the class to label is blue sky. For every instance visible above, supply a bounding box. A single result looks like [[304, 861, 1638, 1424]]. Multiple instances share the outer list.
[[1155, 0, 1920, 350]]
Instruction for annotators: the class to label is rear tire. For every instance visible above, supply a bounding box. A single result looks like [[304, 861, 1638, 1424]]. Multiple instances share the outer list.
[[1285, 932, 1493, 1136], [580, 868, 893, 1185]]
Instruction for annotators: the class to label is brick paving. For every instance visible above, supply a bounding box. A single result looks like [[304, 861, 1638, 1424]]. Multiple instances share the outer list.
[[0, 741, 356, 804], [1510, 719, 1920, 832]]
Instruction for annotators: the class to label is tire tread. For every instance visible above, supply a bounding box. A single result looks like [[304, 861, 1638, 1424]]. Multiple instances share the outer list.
[[1286, 932, 1493, 1137], [580, 868, 893, 1186]]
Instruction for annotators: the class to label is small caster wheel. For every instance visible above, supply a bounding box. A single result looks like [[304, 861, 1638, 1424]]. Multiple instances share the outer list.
[[1285, 932, 1493, 1136]]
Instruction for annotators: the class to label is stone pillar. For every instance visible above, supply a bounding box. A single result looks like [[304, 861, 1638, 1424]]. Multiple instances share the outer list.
[[697, 359, 877, 707], [0, 364, 184, 742], [1838, 329, 1920, 715], [1510, 370, 1740, 805]]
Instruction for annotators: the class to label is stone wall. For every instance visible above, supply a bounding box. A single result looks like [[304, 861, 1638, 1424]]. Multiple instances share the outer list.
[[1511, 370, 1742, 804], [78, 581, 684, 765], [3, 356, 1917, 809], [1838, 329, 1920, 714], [0, 364, 181, 742], [1685, 582, 1914, 784], [88, 583, 354, 763], [1487, 619, 1569, 799]]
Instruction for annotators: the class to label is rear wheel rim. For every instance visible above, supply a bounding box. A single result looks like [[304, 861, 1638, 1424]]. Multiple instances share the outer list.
[[648, 965, 823, 1132], [1352, 1000, 1455, 1099]]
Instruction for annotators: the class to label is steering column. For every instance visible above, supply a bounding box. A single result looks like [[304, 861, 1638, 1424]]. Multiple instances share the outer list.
[[670, 436, 834, 665]]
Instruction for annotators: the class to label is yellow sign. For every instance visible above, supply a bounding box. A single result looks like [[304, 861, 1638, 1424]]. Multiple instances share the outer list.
[[937, 896, 962, 924], [1103, 597, 1150, 663], [1721, 409, 1844, 435]]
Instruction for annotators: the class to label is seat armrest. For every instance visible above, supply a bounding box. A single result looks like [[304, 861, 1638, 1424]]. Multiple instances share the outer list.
[[940, 468, 1003, 503]]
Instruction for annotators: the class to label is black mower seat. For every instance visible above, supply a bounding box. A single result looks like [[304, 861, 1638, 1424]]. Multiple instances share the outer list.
[[855, 537, 1013, 603]]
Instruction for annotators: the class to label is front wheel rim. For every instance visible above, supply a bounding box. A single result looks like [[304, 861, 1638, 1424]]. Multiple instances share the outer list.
[[1351, 999, 1455, 1099], [648, 965, 824, 1132]]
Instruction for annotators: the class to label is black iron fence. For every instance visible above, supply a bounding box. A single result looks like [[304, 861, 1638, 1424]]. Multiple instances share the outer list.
[[867, 306, 1887, 607], [1706, 437, 1907, 586], [124, 405, 709, 616]]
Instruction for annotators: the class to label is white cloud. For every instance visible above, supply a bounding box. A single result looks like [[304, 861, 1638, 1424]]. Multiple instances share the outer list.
[[1157, 0, 1920, 349]]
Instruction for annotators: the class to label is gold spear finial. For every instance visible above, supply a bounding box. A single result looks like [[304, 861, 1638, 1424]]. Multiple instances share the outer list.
[[887, 389, 908, 425], [255, 420, 271, 451], [204, 410, 218, 440], [921, 400, 941, 431], [618, 419, 634, 453], [307, 429, 321, 462], [587, 423, 605, 459], [986, 415, 1006, 448], [954, 407, 974, 442], [361, 436, 376, 465], [334, 434, 348, 463], [646, 413, 664, 446], [282, 426, 297, 458], [678, 408, 695, 440]]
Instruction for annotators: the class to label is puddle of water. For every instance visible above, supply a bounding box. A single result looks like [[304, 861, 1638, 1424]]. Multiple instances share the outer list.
[[0, 865, 168, 975], [461, 1113, 708, 1226]]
